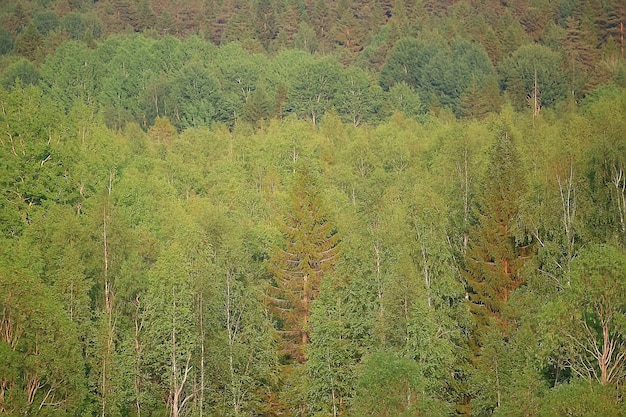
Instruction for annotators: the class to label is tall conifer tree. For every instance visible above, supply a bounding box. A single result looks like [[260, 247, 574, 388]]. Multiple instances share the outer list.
[[463, 120, 531, 338], [268, 163, 340, 363]]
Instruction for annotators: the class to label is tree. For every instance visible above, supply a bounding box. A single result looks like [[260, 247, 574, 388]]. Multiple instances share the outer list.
[[13, 23, 43, 62], [379, 37, 439, 92], [287, 56, 344, 125], [380, 37, 494, 115], [538, 378, 625, 415], [143, 235, 199, 417], [306, 274, 362, 417], [40, 40, 100, 110], [268, 163, 340, 363], [0, 259, 86, 415], [552, 244, 626, 385], [1, 58, 39, 90], [333, 66, 386, 126], [499, 43, 568, 111], [31, 10, 61, 40], [387, 81, 424, 118], [0, 28, 14, 56], [350, 352, 450, 417], [464, 116, 531, 338]]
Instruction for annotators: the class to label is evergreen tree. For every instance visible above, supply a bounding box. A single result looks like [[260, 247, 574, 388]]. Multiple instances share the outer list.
[[268, 163, 340, 363], [464, 117, 531, 339]]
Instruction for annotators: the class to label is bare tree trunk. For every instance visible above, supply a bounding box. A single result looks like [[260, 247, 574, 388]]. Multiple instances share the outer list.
[[610, 165, 625, 235], [373, 242, 385, 344], [199, 293, 205, 417], [226, 268, 245, 415], [169, 287, 194, 417], [102, 171, 116, 417], [302, 273, 309, 348], [456, 145, 471, 251], [134, 295, 144, 417], [557, 161, 577, 285]]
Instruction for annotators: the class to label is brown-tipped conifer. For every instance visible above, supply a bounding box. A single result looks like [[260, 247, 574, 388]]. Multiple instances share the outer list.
[[268, 163, 340, 363]]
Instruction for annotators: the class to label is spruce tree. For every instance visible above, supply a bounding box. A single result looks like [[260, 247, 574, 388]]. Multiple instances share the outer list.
[[463, 120, 531, 339], [268, 163, 340, 363]]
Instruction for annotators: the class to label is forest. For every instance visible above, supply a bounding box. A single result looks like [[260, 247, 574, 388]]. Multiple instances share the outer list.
[[0, 0, 626, 415]]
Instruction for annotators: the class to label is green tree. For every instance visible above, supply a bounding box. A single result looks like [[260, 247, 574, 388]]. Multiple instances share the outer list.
[[306, 274, 361, 417], [549, 244, 626, 385], [0, 28, 14, 56], [379, 37, 439, 92], [538, 379, 625, 415], [143, 234, 199, 417], [287, 56, 344, 125], [499, 43, 568, 111], [40, 40, 100, 110], [333, 66, 386, 126], [1, 58, 39, 89], [387, 81, 425, 118], [208, 215, 278, 416], [0, 259, 86, 415], [350, 352, 449, 417], [33, 11, 60, 36]]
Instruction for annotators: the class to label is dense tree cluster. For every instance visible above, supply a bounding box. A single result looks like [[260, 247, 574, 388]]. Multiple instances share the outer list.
[[1, 81, 625, 415], [0, 0, 625, 126], [1, 0, 626, 416]]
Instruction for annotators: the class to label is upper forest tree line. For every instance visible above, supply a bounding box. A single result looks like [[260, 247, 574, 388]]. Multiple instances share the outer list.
[[0, 0, 625, 129], [1, 0, 626, 416]]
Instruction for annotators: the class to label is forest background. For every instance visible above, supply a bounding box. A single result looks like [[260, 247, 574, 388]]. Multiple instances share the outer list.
[[1, 0, 626, 415]]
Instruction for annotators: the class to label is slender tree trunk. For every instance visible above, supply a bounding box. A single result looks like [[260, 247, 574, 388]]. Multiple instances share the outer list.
[[456, 145, 471, 251], [102, 171, 116, 417], [302, 274, 309, 348], [226, 269, 242, 416], [199, 293, 205, 417], [373, 241, 385, 345], [419, 235, 432, 308], [134, 295, 144, 417], [557, 161, 577, 284], [610, 165, 625, 235], [495, 355, 501, 409], [327, 348, 337, 417], [170, 287, 180, 417]]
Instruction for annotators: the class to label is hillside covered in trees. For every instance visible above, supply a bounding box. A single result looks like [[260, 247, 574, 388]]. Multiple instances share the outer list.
[[1, 0, 626, 416]]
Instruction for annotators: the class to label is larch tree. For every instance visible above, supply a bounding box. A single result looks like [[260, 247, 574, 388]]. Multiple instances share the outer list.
[[268, 163, 340, 363]]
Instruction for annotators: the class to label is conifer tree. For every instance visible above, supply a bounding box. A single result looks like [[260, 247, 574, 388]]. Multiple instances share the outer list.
[[463, 119, 531, 339], [268, 163, 340, 363]]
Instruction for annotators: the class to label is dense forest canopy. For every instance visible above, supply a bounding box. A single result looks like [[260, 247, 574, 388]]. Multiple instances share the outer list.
[[1, 0, 626, 416]]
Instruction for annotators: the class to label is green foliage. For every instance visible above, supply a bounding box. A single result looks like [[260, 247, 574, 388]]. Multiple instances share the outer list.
[[350, 352, 452, 416], [32, 10, 60, 36], [538, 379, 624, 416], [552, 244, 626, 385], [61, 12, 103, 42], [499, 43, 568, 111], [388, 81, 425, 118], [0, 28, 14, 55], [0, 260, 86, 415], [0, 6, 625, 414], [1, 58, 39, 89], [0, 84, 69, 237], [380, 37, 494, 115]]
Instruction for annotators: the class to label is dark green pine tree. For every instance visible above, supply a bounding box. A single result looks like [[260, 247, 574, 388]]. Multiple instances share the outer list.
[[268, 163, 340, 363], [463, 120, 531, 341]]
